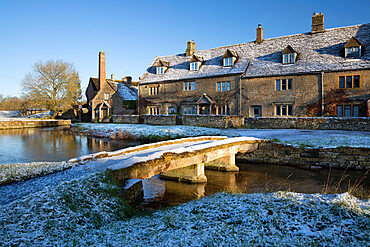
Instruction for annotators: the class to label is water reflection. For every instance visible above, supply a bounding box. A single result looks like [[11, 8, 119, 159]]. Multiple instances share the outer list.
[[0, 127, 141, 164], [142, 162, 369, 209]]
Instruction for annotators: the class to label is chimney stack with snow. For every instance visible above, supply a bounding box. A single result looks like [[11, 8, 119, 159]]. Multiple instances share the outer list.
[[99, 51, 106, 90], [311, 12, 325, 34]]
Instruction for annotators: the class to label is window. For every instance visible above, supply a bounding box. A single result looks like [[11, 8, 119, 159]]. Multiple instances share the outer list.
[[217, 82, 231, 92], [104, 93, 110, 100], [190, 62, 199, 71], [223, 57, 233, 66], [183, 106, 196, 115], [346, 46, 361, 58], [282, 53, 295, 64], [275, 105, 293, 116], [168, 107, 176, 114], [184, 81, 195, 91], [149, 86, 159, 95], [148, 107, 159, 115], [156, 67, 164, 74], [338, 76, 360, 88], [337, 105, 359, 117], [216, 105, 230, 115], [275, 79, 293, 91]]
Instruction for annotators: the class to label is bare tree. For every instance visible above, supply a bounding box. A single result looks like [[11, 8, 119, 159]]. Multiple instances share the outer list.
[[21, 60, 81, 117]]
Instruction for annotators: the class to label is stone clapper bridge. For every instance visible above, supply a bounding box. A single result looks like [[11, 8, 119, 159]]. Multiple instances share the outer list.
[[70, 136, 268, 185]]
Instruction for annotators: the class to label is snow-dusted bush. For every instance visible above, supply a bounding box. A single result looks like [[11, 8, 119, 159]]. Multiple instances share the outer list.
[[0, 162, 76, 185]]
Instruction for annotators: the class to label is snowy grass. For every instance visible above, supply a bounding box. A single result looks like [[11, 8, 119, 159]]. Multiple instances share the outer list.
[[72, 123, 240, 141], [0, 111, 19, 118], [0, 171, 369, 246], [284, 135, 370, 149], [0, 162, 76, 185]]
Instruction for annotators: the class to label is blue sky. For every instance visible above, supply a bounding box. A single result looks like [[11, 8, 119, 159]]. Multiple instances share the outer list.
[[0, 0, 369, 98]]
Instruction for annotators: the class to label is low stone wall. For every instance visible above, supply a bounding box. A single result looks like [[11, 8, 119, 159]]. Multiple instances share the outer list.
[[0, 119, 71, 130], [236, 142, 370, 170], [244, 117, 370, 131], [182, 115, 245, 128], [141, 115, 177, 125], [113, 115, 140, 124]]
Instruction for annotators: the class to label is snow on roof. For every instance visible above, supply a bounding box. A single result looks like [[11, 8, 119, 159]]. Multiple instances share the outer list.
[[140, 23, 370, 84], [116, 82, 138, 101]]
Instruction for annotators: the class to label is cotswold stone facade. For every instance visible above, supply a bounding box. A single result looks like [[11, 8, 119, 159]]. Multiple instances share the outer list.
[[138, 14, 370, 118]]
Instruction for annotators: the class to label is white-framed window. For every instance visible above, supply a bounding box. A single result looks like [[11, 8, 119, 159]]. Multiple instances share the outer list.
[[217, 81, 231, 92], [338, 75, 360, 89], [275, 79, 293, 91], [184, 81, 195, 91], [149, 86, 159, 95], [156, 67, 164, 74], [337, 105, 359, 117], [345, 47, 361, 58], [216, 105, 230, 115], [275, 104, 293, 116], [104, 93, 110, 100], [282, 53, 296, 64], [190, 62, 199, 71], [148, 107, 159, 115], [183, 106, 196, 115], [223, 57, 233, 66]]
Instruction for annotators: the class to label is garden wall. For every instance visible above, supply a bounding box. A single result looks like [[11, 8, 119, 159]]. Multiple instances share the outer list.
[[237, 142, 370, 170], [244, 117, 369, 131], [181, 115, 245, 128], [0, 120, 71, 130], [112, 115, 140, 124]]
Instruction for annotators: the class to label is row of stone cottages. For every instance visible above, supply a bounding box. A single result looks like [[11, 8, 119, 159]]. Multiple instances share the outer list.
[[86, 13, 370, 121]]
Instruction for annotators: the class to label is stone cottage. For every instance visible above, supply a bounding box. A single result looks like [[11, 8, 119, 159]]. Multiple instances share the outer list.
[[86, 51, 138, 121], [138, 13, 370, 117]]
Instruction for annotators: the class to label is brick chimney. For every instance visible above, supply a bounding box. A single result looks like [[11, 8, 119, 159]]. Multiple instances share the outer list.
[[256, 24, 263, 44], [111, 74, 114, 80], [311, 12, 325, 34], [185, 40, 195, 56], [99, 51, 106, 90]]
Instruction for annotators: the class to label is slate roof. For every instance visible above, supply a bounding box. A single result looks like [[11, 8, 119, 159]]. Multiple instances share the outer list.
[[110, 81, 138, 101], [140, 23, 370, 84]]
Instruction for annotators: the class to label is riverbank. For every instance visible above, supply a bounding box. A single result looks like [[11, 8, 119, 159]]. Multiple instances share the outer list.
[[0, 119, 71, 130], [0, 171, 368, 246]]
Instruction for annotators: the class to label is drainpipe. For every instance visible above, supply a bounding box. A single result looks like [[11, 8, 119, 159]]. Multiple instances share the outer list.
[[239, 77, 242, 116], [321, 71, 324, 116]]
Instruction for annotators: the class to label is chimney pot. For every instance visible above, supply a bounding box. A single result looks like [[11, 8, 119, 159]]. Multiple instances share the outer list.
[[256, 24, 263, 44], [111, 74, 114, 80], [185, 40, 195, 56]]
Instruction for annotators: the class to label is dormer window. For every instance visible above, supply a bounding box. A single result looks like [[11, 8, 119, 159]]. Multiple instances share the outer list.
[[344, 37, 363, 58], [222, 49, 238, 67], [190, 62, 199, 71], [156, 67, 164, 74], [189, 55, 203, 71], [155, 59, 169, 74], [282, 45, 297, 64]]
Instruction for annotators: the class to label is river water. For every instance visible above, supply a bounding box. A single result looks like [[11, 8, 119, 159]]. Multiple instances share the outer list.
[[0, 127, 368, 207]]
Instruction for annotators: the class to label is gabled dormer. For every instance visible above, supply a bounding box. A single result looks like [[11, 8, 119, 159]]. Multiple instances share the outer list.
[[282, 45, 297, 64], [156, 60, 169, 74], [222, 49, 238, 67], [189, 55, 203, 71], [344, 37, 363, 58]]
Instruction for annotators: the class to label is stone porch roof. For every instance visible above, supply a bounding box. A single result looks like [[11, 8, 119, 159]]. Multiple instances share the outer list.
[[140, 23, 370, 84]]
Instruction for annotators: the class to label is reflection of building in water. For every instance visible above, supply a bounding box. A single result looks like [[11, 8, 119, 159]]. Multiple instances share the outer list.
[[88, 138, 112, 152]]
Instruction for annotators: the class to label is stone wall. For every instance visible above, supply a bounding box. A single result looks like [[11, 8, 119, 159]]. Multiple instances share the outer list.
[[182, 115, 245, 128], [0, 120, 71, 130], [244, 117, 370, 131], [113, 115, 140, 124], [141, 115, 177, 125], [237, 142, 370, 170]]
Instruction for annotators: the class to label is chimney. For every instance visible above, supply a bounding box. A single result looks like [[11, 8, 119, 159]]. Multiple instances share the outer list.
[[111, 74, 114, 80], [311, 12, 324, 34], [185, 40, 195, 56], [256, 24, 263, 44], [99, 51, 106, 90]]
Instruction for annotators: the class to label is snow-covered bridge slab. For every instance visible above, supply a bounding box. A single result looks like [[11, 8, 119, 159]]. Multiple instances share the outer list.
[[87, 136, 269, 183]]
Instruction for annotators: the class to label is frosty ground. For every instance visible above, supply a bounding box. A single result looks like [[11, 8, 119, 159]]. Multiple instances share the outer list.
[[73, 123, 370, 148]]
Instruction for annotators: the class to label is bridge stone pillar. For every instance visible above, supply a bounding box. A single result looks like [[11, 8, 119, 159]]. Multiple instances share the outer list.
[[205, 154, 239, 172], [160, 163, 207, 183]]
